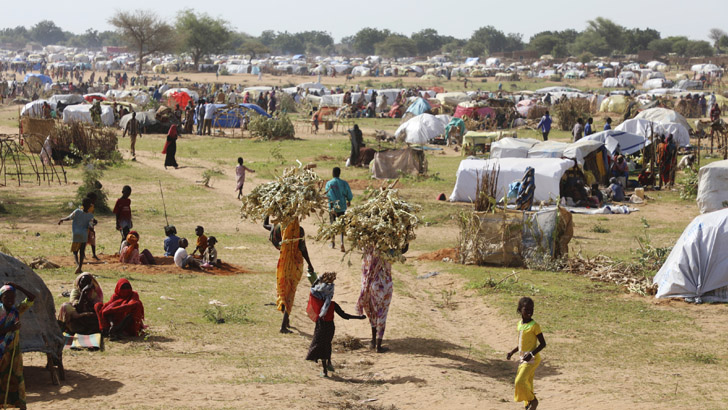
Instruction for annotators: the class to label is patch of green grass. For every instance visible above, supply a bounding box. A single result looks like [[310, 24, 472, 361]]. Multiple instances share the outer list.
[[590, 224, 611, 234]]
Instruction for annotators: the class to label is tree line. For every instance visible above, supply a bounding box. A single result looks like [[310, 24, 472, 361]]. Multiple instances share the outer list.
[[1, 11, 725, 64]]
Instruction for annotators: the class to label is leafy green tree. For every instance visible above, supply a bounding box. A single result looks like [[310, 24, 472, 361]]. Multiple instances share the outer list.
[[352, 28, 390, 55], [685, 40, 714, 57], [585, 17, 625, 54], [411, 28, 443, 55], [272, 31, 304, 54], [528, 32, 561, 56], [175, 9, 232, 68], [708, 28, 727, 53], [30, 20, 66, 45], [622, 28, 661, 54], [570, 30, 610, 56], [375, 35, 417, 58], [109, 10, 176, 74], [239, 39, 270, 62], [468, 26, 506, 55]]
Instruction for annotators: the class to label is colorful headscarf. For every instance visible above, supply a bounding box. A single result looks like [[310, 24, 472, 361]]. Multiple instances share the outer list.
[[123, 233, 139, 262], [0, 285, 18, 356]]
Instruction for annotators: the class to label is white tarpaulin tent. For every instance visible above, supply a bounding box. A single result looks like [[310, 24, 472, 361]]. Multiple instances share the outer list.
[[394, 114, 451, 144], [563, 139, 604, 166], [48, 94, 85, 106], [528, 141, 568, 159], [449, 157, 574, 203], [615, 118, 690, 147], [20, 100, 50, 117], [62, 104, 114, 126], [435, 92, 471, 106], [588, 129, 647, 155], [696, 160, 728, 214], [490, 137, 540, 159], [635, 107, 691, 131], [653, 208, 728, 302]]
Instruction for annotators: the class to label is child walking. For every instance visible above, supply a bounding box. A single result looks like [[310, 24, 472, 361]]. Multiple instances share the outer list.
[[58, 197, 95, 274], [235, 157, 255, 199], [507, 297, 546, 410], [113, 185, 133, 246]]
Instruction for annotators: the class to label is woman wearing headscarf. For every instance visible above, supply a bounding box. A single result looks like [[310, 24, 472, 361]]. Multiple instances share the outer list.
[[162, 124, 179, 169], [119, 233, 141, 264], [305, 272, 365, 377], [57, 273, 103, 335], [0, 283, 36, 409], [349, 124, 364, 166], [99, 278, 145, 339]]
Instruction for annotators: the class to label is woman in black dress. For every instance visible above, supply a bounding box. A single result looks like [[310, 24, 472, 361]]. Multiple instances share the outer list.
[[163, 124, 178, 169]]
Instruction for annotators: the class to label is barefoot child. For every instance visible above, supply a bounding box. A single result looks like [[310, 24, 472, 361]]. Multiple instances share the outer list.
[[192, 226, 207, 257], [235, 157, 255, 199], [113, 186, 133, 248], [507, 297, 546, 410], [305, 272, 365, 377], [58, 197, 95, 274], [202, 236, 220, 268], [174, 238, 202, 270], [85, 193, 99, 260]]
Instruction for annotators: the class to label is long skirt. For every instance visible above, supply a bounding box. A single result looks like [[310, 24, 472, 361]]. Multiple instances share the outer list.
[[356, 250, 393, 339], [514, 354, 541, 405], [0, 339, 26, 409], [276, 220, 303, 314], [305, 320, 334, 362], [164, 141, 178, 168]]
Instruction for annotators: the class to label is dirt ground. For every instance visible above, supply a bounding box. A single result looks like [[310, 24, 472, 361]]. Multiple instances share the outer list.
[[0, 70, 714, 410]]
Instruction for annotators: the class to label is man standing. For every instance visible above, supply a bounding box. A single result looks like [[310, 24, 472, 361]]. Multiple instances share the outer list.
[[122, 112, 141, 160], [537, 111, 552, 141], [584, 117, 594, 136], [196, 99, 206, 136], [325, 167, 353, 252], [204, 100, 216, 135], [572, 118, 584, 142]]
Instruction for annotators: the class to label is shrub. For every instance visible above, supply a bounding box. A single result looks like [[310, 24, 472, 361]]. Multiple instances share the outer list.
[[248, 114, 295, 140]]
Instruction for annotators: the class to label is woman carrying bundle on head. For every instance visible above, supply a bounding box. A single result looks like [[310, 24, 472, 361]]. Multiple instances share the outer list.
[[305, 272, 365, 377]]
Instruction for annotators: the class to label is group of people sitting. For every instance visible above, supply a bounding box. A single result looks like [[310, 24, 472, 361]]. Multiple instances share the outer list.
[[57, 273, 145, 341], [118, 225, 221, 270]]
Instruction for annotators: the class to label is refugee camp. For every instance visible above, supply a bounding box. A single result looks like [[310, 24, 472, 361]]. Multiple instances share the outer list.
[[3, 1, 728, 408]]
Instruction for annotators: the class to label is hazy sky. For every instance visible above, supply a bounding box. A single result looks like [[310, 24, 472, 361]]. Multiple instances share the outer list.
[[5, 0, 727, 42]]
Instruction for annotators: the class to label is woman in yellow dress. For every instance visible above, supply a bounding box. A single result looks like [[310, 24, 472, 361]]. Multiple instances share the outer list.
[[507, 297, 546, 410], [264, 217, 314, 333]]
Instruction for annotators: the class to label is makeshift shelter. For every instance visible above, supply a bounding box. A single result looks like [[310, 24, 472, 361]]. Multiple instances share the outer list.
[[696, 160, 728, 214], [119, 110, 161, 132], [490, 137, 539, 159], [394, 114, 449, 144], [166, 91, 191, 109], [528, 141, 568, 159], [20, 100, 51, 118], [162, 88, 199, 102], [454, 102, 495, 119], [515, 99, 537, 117], [435, 92, 471, 106], [635, 108, 691, 132], [83, 93, 107, 103], [445, 117, 466, 143], [370, 147, 427, 179], [0, 252, 65, 382], [63, 104, 114, 126], [563, 139, 610, 184], [450, 157, 574, 203], [653, 208, 728, 302], [48, 94, 85, 107], [599, 95, 627, 113], [615, 118, 690, 148], [23, 73, 52, 84], [583, 129, 647, 155], [405, 97, 432, 116]]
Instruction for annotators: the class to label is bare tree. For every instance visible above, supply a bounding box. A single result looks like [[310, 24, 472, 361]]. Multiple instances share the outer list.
[[708, 28, 727, 53], [109, 10, 176, 74]]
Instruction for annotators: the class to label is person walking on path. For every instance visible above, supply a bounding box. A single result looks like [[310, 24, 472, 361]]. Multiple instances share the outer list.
[[536, 111, 552, 141], [507, 297, 546, 410], [163, 125, 179, 169], [325, 167, 352, 252], [122, 111, 141, 160]]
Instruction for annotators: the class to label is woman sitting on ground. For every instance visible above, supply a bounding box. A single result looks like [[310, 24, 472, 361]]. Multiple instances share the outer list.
[[99, 278, 145, 339], [57, 272, 103, 335], [120, 231, 155, 265]]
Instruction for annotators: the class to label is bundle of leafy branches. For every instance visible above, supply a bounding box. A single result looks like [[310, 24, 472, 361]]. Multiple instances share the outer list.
[[248, 113, 295, 140], [316, 187, 421, 262], [240, 165, 327, 227], [553, 98, 592, 131]]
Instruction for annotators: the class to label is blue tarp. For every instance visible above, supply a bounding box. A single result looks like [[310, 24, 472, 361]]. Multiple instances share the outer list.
[[23, 73, 52, 84], [202, 103, 272, 127], [405, 97, 431, 116], [240, 103, 270, 118]]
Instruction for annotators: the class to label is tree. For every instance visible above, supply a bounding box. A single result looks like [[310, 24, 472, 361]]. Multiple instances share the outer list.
[[468, 26, 508, 55], [176, 10, 232, 68], [109, 10, 176, 74], [528, 32, 560, 56], [272, 31, 304, 54], [585, 17, 625, 55], [685, 40, 714, 57], [352, 28, 390, 55], [570, 30, 610, 57], [375, 35, 416, 59], [709, 28, 727, 53], [648, 38, 673, 55], [622, 28, 661, 54], [411, 28, 443, 56], [239, 39, 270, 62], [30, 20, 65, 45]]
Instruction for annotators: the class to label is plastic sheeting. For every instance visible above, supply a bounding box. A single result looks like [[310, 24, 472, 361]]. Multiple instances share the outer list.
[[48, 94, 85, 106], [435, 92, 471, 106], [635, 107, 691, 131], [449, 157, 574, 203], [394, 114, 450, 144], [62, 104, 114, 126], [370, 147, 425, 179], [584, 129, 647, 155], [21, 100, 50, 117], [654, 208, 728, 302], [405, 97, 431, 116], [562, 139, 604, 166], [615, 119, 690, 148], [599, 95, 627, 113], [528, 141, 569, 159], [696, 160, 728, 214], [490, 137, 539, 159], [454, 103, 495, 119]]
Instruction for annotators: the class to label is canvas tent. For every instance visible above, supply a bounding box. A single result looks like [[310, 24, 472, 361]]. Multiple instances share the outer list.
[[62, 104, 114, 126], [490, 137, 539, 159], [370, 147, 426, 179], [696, 160, 728, 214], [653, 208, 728, 302], [583, 129, 647, 155], [634, 108, 691, 132], [405, 97, 431, 116], [615, 118, 690, 147], [528, 141, 568, 159], [599, 95, 627, 113], [450, 157, 574, 203], [20, 100, 51, 118], [48, 94, 85, 107], [394, 114, 450, 144]]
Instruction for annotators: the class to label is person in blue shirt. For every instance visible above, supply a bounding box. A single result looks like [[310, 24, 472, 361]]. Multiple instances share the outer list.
[[604, 117, 612, 131], [584, 117, 594, 136], [163, 225, 180, 257], [58, 197, 95, 274], [537, 111, 552, 141], [325, 167, 353, 252]]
